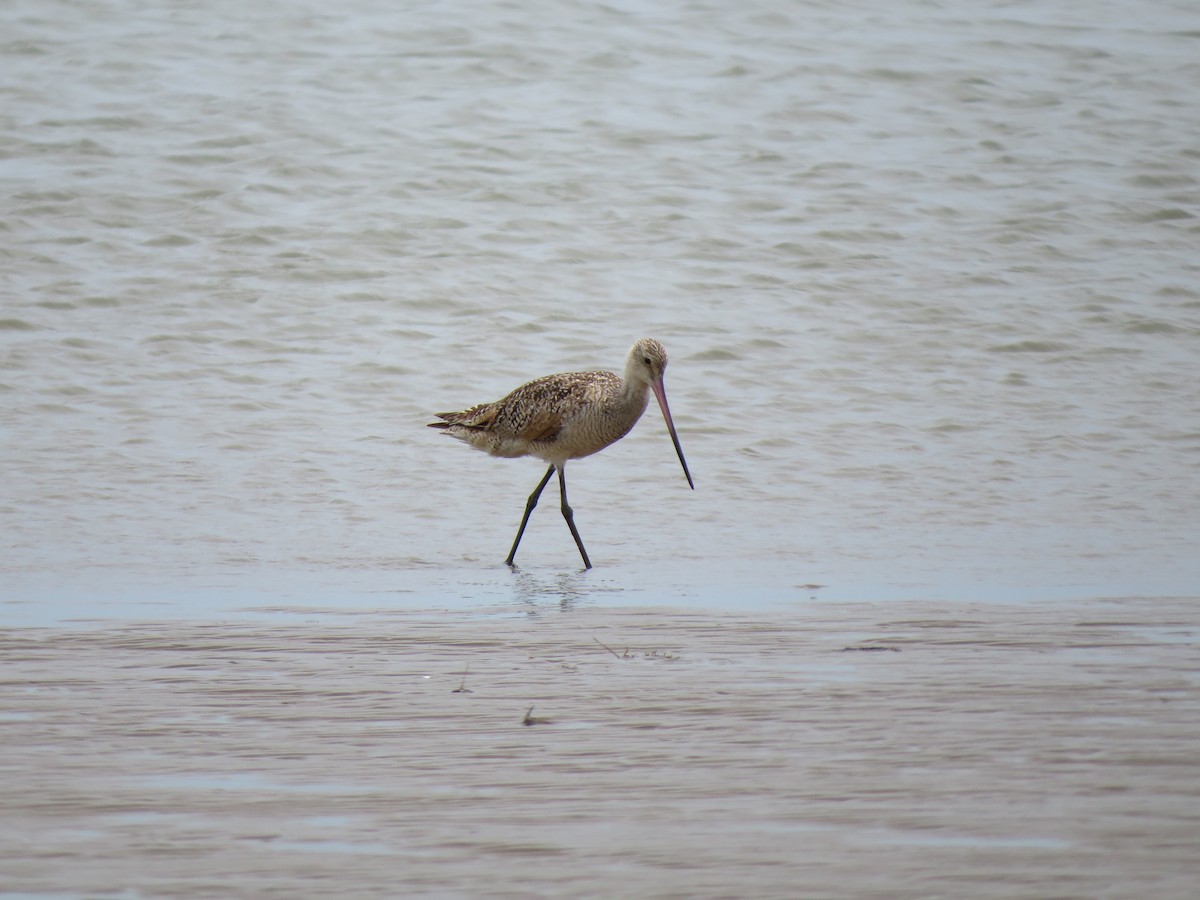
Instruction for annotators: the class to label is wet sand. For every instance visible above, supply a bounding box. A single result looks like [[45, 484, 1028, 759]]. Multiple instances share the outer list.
[[2, 595, 1198, 898]]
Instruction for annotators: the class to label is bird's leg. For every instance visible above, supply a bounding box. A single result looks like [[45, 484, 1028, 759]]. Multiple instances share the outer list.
[[505, 464, 555, 567], [557, 463, 592, 570]]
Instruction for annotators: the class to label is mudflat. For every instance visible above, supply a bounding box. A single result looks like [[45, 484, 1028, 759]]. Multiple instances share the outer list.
[[2, 596, 1197, 898]]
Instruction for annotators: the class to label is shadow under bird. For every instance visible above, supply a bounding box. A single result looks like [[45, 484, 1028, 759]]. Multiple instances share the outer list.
[[428, 338, 694, 568]]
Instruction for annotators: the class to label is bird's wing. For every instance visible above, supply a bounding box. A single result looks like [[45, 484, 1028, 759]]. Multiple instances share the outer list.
[[515, 409, 563, 444], [494, 370, 620, 446], [430, 370, 621, 452]]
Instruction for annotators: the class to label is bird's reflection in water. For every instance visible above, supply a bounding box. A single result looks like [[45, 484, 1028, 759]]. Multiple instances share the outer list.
[[510, 567, 592, 611]]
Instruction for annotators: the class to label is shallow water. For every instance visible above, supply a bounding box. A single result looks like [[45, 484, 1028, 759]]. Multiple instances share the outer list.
[[3, 0, 1199, 609]]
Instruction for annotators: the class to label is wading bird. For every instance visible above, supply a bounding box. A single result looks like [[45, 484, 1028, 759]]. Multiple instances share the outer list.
[[428, 338, 694, 568]]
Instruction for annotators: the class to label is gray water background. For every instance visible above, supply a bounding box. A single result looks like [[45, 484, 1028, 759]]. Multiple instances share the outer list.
[[3, 0, 1199, 617]]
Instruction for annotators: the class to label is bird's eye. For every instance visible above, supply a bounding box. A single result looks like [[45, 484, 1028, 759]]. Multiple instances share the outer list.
[[643, 357, 652, 366]]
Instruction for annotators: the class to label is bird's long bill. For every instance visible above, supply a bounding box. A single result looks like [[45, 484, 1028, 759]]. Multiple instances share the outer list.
[[651, 378, 695, 490]]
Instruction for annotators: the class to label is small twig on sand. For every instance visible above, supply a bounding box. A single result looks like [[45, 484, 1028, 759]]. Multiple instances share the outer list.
[[452, 664, 473, 693], [522, 705, 551, 726]]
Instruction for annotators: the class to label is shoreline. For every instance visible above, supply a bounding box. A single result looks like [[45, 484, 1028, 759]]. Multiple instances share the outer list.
[[5, 554, 1192, 628]]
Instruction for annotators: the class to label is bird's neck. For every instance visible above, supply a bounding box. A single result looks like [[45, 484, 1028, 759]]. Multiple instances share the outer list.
[[618, 377, 651, 417]]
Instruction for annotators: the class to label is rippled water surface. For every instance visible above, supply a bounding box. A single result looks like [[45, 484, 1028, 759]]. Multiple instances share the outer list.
[[3, 0, 1199, 610]]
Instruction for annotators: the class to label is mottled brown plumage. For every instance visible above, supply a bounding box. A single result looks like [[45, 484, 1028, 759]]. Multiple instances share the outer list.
[[428, 338, 693, 568]]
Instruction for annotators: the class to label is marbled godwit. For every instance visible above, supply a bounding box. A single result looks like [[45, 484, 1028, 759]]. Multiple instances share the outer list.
[[428, 338, 694, 568]]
